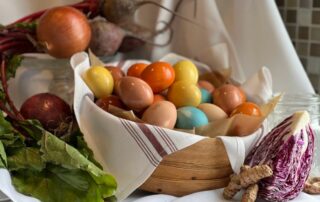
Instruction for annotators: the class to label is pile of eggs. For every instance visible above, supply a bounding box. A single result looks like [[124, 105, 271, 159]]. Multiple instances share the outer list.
[[83, 60, 262, 130]]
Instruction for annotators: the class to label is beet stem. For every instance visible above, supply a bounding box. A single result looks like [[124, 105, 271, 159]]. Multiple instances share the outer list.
[[8, 0, 99, 27], [0, 58, 24, 120]]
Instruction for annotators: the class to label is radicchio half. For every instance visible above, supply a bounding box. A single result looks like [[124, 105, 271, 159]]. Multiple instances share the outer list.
[[245, 111, 314, 202]]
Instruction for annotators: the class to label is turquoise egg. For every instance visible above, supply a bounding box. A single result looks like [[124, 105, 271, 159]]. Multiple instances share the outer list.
[[176, 106, 209, 129], [200, 88, 212, 103]]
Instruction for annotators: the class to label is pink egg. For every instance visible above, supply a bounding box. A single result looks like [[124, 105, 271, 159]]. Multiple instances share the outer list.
[[198, 80, 215, 93]]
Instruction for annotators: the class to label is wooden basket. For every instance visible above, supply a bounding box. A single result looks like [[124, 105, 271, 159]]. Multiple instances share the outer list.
[[139, 138, 232, 196]]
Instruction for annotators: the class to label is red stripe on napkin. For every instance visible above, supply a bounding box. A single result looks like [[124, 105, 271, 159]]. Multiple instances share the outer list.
[[159, 127, 178, 151], [121, 119, 159, 166], [154, 127, 175, 153], [136, 123, 168, 157]]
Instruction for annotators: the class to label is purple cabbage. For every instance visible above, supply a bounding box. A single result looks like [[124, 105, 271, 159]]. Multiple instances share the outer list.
[[245, 112, 314, 202]]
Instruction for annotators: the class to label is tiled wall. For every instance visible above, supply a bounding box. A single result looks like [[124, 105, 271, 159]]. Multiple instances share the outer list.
[[276, 0, 320, 92]]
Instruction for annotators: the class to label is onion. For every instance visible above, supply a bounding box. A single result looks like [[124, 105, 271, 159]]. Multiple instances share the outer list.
[[20, 93, 73, 136], [36, 6, 91, 58]]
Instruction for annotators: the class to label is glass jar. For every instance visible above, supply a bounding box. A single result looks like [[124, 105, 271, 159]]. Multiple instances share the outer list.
[[9, 54, 75, 109], [268, 93, 320, 177]]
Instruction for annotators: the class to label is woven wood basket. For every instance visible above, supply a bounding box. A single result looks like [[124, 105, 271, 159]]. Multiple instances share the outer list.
[[139, 138, 232, 196]]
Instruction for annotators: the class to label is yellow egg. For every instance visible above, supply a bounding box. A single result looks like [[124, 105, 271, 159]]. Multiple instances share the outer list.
[[83, 66, 114, 99], [173, 60, 199, 84], [167, 81, 201, 107]]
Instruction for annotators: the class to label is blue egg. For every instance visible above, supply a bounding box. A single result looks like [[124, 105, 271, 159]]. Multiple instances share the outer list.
[[200, 88, 212, 103], [176, 106, 209, 129]]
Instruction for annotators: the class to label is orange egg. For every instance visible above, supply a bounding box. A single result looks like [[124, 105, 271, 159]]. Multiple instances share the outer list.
[[213, 84, 246, 114], [230, 102, 262, 117], [141, 62, 175, 93], [153, 94, 166, 104], [127, 63, 148, 78]]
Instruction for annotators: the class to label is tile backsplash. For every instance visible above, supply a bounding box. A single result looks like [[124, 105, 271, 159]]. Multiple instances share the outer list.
[[277, 0, 320, 92]]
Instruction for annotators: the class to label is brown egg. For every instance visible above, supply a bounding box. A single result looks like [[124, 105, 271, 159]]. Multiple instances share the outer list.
[[142, 101, 177, 129], [117, 76, 154, 111], [198, 80, 215, 93], [197, 103, 227, 122], [95, 95, 125, 112], [213, 84, 246, 114], [105, 66, 125, 83]]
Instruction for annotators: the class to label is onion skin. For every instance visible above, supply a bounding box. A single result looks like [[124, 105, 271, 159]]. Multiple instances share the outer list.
[[36, 6, 91, 58], [20, 93, 72, 136]]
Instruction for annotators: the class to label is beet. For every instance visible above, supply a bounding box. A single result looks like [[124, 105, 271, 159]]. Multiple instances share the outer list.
[[245, 111, 314, 201], [118, 36, 145, 52], [20, 93, 73, 136], [89, 18, 125, 56]]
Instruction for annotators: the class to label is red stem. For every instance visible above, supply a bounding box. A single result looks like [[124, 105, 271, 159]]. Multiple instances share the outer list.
[[0, 59, 24, 121], [10, 10, 45, 25], [0, 102, 17, 120], [8, 0, 99, 26], [0, 38, 15, 45], [0, 40, 33, 51]]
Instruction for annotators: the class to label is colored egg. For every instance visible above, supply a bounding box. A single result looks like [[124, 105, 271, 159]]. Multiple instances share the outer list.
[[117, 76, 154, 111], [198, 80, 215, 93], [230, 102, 262, 117], [176, 106, 208, 129], [173, 60, 198, 84], [213, 84, 246, 114], [105, 66, 125, 83], [142, 101, 177, 129], [197, 103, 228, 122], [200, 88, 212, 103], [141, 62, 175, 93], [167, 81, 201, 107], [127, 63, 148, 78], [95, 95, 125, 112], [153, 94, 166, 104], [83, 66, 114, 99]]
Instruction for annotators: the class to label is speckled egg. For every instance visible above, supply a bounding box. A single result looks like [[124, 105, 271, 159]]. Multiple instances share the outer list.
[[142, 101, 177, 129], [197, 103, 228, 122], [176, 106, 208, 129], [213, 84, 246, 114], [200, 88, 212, 103], [117, 76, 154, 111], [167, 81, 201, 107]]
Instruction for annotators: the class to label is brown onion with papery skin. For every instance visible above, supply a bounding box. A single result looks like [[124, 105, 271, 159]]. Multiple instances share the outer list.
[[20, 93, 73, 136], [37, 6, 91, 58]]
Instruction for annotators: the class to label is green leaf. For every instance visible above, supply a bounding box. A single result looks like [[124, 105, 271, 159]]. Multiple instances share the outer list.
[[7, 147, 44, 171], [49, 166, 89, 191], [0, 89, 5, 102], [18, 119, 45, 141], [62, 129, 103, 169], [12, 166, 106, 202], [14, 22, 37, 31], [0, 112, 25, 150], [40, 133, 117, 198], [0, 111, 14, 134], [0, 141, 7, 168], [6, 55, 23, 80]]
